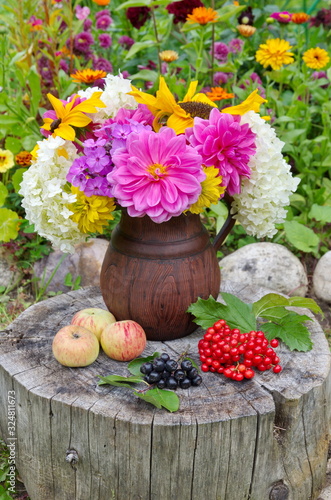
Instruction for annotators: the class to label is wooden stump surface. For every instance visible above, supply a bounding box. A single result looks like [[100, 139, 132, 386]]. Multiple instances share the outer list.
[[0, 283, 330, 500]]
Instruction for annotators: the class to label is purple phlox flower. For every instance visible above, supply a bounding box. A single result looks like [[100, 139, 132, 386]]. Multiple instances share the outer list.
[[270, 11, 292, 23], [108, 127, 205, 223], [73, 32, 94, 54], [99, 33, 112, 48], [84, 138, 107, 150], [84, 18, 93, 31], [228, 38, 244, 54], [76, 5, 90, 20], [85, 146, 111, 173], [96, 15, 113, 30], [214, 72, 233, 85], [185, 108, 256, 196], [96, 9, 111, 19], [93, 57, 113, 72], [118, 35, 135, 50], [66, 157, 89, 189], [83, 176, 106, 197], [213, 42, 229, 63]]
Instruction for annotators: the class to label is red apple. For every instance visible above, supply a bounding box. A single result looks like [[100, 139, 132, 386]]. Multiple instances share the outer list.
[[71, 307, 116, 341], [100, 320, 147, 361], [52, 325, 100, 367]]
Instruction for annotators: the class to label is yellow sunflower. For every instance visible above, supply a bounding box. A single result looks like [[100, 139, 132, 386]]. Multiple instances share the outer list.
[[129, 77, 217, 134], [69, 187, 116, 234], [71, 69, 107, 84], [302, 47, 330, 69], [221, 89, 267, 116], [255, 38, 294, 70], [189, 166, 225, 214]]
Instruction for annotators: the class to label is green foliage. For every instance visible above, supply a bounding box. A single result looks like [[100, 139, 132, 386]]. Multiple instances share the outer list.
[[188, 292, 322, 351]]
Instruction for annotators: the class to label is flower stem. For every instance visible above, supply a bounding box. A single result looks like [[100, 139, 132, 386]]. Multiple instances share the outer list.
[[151, 7, 162, 76]]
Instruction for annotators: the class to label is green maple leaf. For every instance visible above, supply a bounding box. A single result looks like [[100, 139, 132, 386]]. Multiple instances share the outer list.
[[187, 293, 257, 332], [133, 388, 180, 413], [261, 313, 313, 352]]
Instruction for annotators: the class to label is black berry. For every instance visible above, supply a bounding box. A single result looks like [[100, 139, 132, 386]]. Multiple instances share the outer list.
[[148, 371, 162, 383], [165, 359, 178, 372], [162, 370, 171, 380], [181, 360, 193, 371], [157, 379, 166, 389], [186, 367, 199, 379], [166, 376, 178, 390], [140, 362, 153, 375], [191, 375, 202, 386], [179, 377, 191, 389], [153, 359, 165, 372], [160, 353, 170, 362], [174, 369, 186, 381]]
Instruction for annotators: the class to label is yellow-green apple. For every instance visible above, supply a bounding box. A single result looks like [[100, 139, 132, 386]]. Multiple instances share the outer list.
[[52, 325, 100, 367], [70, 307, 116, 341], [100, 320, 147, 361]]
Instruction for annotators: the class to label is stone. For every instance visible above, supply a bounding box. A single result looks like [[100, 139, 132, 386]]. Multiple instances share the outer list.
[[219, 242, 308, 297], [33, 238, 109, 293], [0, 249, 20, 290], [313, 251, 331, 303]]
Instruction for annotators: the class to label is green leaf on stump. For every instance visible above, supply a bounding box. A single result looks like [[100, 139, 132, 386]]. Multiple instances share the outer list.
[[133, 387, 180, 412], [261, 314, 313, 352], [128, 352, 160, 376], [98, 374, 145, 388]]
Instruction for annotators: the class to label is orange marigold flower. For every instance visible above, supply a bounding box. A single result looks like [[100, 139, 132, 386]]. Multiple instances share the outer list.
[[186, 7, 219, 25], [205, 87, 235, 102], [159, 50, 179, 63], [233, 1, 239, 5], [291, 12, 310, 24], [302, 47, 330, 70], [237, 24, 256, 37], [71, 69, 107, 84], [15, 151, 33, 166], [92, 0, 110, 5]]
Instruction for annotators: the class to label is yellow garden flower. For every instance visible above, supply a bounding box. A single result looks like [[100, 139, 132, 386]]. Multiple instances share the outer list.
[[237, 24, 256, 37], [159, 50, 179, 63], [42, 92, 106, 141], [129, 77, 217, 134], [221, 89, 267, 116], [0, 149, 14, 173], [291, 13, 310, 24], [302, 47, 330, 70], [186, 7, 219, 25], [255, 38, 294, 70], [69, 187, 116, 234], [205, 87, 235, 102], [71, 69, 107, 84], [189, 167, 225, 214]]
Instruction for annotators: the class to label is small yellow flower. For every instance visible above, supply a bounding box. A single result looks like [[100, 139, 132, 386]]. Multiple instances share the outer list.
[[189, 166, 225, 214], [255, 38, 294, 70], [42, 92, 106, 141], [69, 186, 116, 234], [291, 13, 310, 24], [159, 50, 179, 63], [0, 149, 14, 173], [186, 7, 219, 25], [15, 151, 33, 166], [205, 87, 235, 102], [302, 47, 330, 70], [237, 24, 256, 37], [221, 89, 267, 116], [71, 69, 107, 84]]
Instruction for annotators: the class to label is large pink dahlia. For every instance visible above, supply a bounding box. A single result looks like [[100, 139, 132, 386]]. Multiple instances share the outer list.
[[108, 127, 205, 223], [185, 108, 256, 195]]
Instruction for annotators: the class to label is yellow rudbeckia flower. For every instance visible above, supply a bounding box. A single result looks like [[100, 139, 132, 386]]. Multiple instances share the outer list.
[[129, 77, 217, 134], [42, 92, 106, 141], [221, 89, 267, 116]]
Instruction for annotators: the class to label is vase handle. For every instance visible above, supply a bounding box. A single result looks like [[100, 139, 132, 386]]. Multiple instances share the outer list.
[[212, 195, 236, 253]]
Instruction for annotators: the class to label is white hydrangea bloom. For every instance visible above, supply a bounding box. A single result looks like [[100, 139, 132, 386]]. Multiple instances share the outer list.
[[231, 111, 300, 238], [19, 136, 86, 253], [97, 72, 138, 120]]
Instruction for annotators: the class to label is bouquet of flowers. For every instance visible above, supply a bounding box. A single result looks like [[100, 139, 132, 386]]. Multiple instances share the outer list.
[[19, 73, 300, 254]]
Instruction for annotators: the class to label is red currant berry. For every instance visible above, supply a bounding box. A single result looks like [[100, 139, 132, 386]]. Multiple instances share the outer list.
[[237, 364, 246, 373], [264, 356, 272, 365], [214, 320, 226, 330], [244, 350, 254, 359], [204, 332, 213, 341], [204, 348, 212, 357], [217, 366, 224, 374], [223, 367, 233, 378], [270, 339, 279, 348], [232, 355, 240, 362], [273, 355, 280, 364], [244, 359, 253, 368], [201, 363, 209, 372], [210, 366, 216, 372], [200, 355, 207, 362], [211, 360, 220, 370], [273, 365, 282, 373], [257, 364, 267, 371], [222, 344, 231, 353], [234, 372, 244, 381], [205, 357, 213, 366], [244, 369, 255, 379]]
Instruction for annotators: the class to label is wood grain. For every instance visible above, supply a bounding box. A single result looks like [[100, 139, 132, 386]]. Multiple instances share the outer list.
[[0, 283, 330, 500]]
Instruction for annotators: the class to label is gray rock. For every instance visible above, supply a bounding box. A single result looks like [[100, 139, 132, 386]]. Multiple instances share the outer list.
[[219, 242, 308, 297], [0, 249, 20, 290], [33, 238, 109, 293], [313, 251, 331, 303]]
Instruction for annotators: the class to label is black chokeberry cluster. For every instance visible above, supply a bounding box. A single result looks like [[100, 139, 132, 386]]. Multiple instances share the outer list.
[[140, 353, 202, 390]]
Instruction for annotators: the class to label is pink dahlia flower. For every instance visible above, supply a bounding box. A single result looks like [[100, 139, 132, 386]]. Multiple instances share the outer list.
[[108, 127, 205, 223], [185, 108, 256, 195]]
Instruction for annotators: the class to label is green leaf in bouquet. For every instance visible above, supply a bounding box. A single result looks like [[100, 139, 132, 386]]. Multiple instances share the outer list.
[[0, 182, 8, 206], [133, 387, 180, 412], [261, 315, 313, 352], [98, 374, 145, 388], [0, 208, 20, 242], [12, 168, 27, 193], [187, 294, 256, 332], [127, 352, 160, 376]]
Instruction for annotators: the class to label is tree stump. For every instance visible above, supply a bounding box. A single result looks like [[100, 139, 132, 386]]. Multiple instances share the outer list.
[[0, 284, 330, 500]]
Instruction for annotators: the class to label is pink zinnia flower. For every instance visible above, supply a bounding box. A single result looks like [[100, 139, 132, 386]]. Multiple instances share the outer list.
[[270, 11, 292, 23], [185, 108, 256, 195], [75, 5, 90, 21], [108, 127, 205, 223]]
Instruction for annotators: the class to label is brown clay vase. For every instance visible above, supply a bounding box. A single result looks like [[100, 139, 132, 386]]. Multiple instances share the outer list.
[[100, 207, 235, 341]]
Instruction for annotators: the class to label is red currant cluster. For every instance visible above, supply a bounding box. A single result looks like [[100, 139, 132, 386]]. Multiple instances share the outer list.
[[198, 319, 282, 381]]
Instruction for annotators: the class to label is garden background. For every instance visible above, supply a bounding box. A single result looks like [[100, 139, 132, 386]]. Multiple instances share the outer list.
[[0, 0, 331, 498]]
